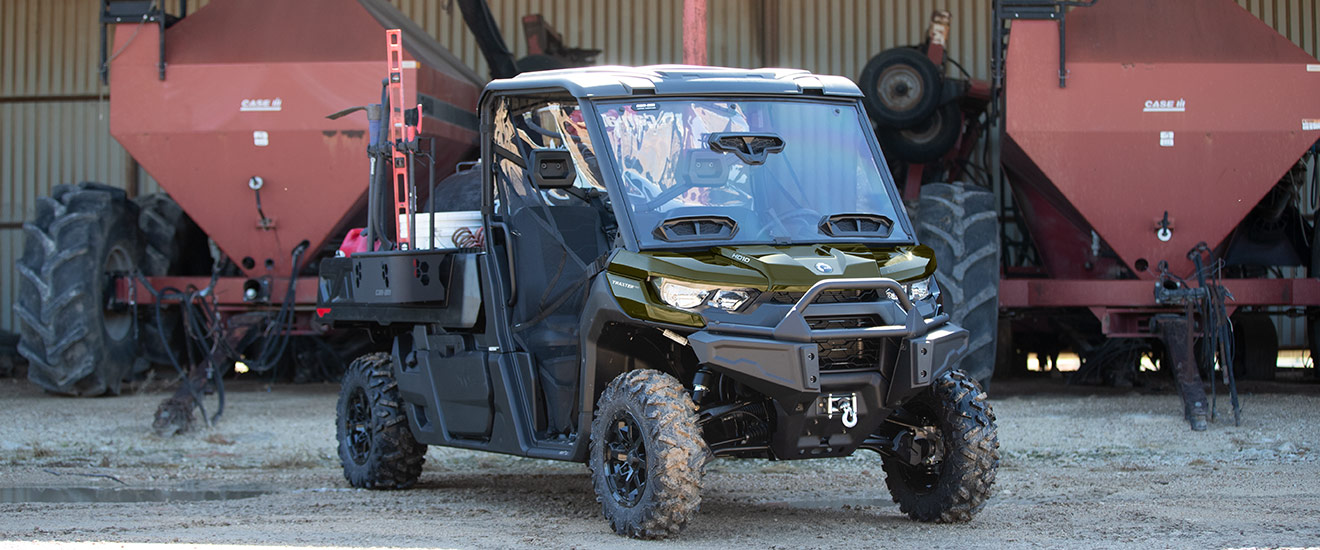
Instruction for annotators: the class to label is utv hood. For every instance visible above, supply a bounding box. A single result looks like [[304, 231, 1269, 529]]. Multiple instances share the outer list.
[[609, 244, 938, 292]]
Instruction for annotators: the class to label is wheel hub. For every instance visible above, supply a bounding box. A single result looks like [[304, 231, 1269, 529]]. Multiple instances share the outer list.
[[102, 244, 134, 341], [346, 387, 372, 465], [603, 413, 648, 508], [878, 65, 923, 112], [882, 412, 946, 495]]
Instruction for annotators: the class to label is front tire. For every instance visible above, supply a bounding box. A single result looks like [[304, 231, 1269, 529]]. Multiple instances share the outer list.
[[336, 352, 426, 489], [589, 369, 707, 539], [881, 370, 999, 523]]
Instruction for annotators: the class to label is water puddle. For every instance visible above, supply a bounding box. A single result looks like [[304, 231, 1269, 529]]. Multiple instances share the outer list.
[[0, 487, 271, 503]]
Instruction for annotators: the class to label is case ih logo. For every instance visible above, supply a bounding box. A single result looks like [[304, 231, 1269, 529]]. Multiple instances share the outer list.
[[240, 98, 283, 112], [1143, 99, 1185, 113]]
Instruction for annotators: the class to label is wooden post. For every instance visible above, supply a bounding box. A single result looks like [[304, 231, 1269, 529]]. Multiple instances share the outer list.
[[683, 0, 708, 65]]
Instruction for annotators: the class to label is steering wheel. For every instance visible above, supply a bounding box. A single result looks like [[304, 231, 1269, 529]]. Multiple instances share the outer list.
[[756, 209, 823, 240], [621, 169, 657, 202]]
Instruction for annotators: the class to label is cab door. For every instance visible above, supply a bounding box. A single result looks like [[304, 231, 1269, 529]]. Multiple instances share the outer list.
[[484, 94, 614, 441]]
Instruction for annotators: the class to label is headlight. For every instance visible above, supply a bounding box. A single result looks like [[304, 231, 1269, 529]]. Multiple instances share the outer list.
[[891, 276, 938, 303], [905, 276, 935, 301], [654, 278, 757, 311]]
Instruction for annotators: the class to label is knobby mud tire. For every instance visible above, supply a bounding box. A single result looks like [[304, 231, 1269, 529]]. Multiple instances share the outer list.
[[882, 370, 999, 523], [336, 352, 426, 489], [589, 369, 707, 539]]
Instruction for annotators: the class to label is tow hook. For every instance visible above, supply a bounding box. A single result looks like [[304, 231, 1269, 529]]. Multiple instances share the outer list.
[[822, 393, 859, 428]]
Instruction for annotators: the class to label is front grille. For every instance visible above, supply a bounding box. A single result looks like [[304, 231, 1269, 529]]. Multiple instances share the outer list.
[[806, 315, 881, 330], [816, 338, 883, 371], [769, 288, 880, 305]]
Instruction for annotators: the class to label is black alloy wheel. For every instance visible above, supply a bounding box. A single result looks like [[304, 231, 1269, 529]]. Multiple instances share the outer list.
[[335, 352, 426, 489], [603, 413, 648, 507], [589, 369, 707, 539], [345, 386, 372, 466]]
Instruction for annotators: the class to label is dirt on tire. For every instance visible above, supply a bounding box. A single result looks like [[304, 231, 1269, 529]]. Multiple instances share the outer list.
[[882, 370, 999, 522], [589, 369, 707, 539]]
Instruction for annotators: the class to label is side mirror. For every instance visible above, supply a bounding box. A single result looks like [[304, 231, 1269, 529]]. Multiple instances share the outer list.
[[529, 149, 577, 189]]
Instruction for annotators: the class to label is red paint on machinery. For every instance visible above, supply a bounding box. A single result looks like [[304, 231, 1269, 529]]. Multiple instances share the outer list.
[[107, 0, 481, 281], [1004, 0, 1320, 280]]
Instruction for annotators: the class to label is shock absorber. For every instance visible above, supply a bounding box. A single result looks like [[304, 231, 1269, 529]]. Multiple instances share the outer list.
[[691, 368, 713, 404]]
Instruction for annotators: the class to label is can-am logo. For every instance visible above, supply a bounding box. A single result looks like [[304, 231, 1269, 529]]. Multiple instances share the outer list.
[[1143, 99, 1185, 113], [240, 98, 283, 112]]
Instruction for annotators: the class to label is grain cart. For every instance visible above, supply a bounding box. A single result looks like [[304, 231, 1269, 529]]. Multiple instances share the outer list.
[[855, 0, 1320, 430], [991, 0, 1320, 428], [14, 0, 518, 409], [318, 61, 1000, 538]]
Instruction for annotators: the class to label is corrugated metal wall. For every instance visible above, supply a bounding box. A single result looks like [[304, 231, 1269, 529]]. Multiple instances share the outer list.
[[2, 0, 1320, 343]]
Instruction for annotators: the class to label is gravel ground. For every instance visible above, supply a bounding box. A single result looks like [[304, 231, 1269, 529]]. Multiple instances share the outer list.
[[0, 373, 1317, 549]]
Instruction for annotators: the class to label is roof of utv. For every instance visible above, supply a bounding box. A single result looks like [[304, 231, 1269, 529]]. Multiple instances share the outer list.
[[481, 65, 864, 100]]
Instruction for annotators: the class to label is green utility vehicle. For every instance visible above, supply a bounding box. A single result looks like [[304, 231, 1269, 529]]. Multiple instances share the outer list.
[[319, 65, 999, 539]]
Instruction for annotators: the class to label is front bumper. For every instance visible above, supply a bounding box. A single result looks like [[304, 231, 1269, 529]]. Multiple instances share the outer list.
[[687, 277, 968, 408], [685, 278, 968, 459]]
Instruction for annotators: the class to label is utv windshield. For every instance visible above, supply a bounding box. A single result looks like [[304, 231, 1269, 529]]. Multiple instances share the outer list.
[[593, 98, 911, 248]]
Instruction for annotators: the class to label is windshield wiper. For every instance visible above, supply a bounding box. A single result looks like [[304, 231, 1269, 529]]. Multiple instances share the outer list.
[[653, 215, 738, 242]]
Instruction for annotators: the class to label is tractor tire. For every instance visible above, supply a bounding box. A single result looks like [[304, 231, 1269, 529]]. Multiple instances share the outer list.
[[877, 102, 962, 164], [1231, 312, 1277, 381], [134, 193, 206, 367], [881, 370, 999, 523], [336, 352, 426, 489], [589, 369, 707, 539], [1308, 217, 1320, 379], [916, 182, 1001, 388], [859, 47, 943, 129], [15, 182, 144, 396]]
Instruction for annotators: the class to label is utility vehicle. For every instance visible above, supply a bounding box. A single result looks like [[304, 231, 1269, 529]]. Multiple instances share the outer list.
[[319, 64, 999, 539]]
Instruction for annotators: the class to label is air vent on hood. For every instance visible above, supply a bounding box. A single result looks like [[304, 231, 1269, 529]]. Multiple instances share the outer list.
[[653, 215, 738, 242], [818, 214, 893, 238]]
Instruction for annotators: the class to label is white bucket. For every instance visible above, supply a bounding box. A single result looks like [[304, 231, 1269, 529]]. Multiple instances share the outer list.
[[403, 211, 483, 249]]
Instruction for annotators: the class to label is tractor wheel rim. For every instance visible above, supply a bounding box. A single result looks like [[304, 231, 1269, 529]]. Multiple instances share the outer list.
[[900, 109, 945, 144], [603, 412, 648, 508], [346, 387, 372, 465], [102, 244, 134, 341], [878, 65, 923, 112]]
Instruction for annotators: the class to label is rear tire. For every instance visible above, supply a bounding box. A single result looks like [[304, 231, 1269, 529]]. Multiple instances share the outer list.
[[336, 352, 426, 489], [589, 369, 706, 539], [134, 193, 206, 367], [15, 182, 143, 395], [916, 182, 1001, 387], [1231, 312, 1277, 381], [881, 370, 999, 523]]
